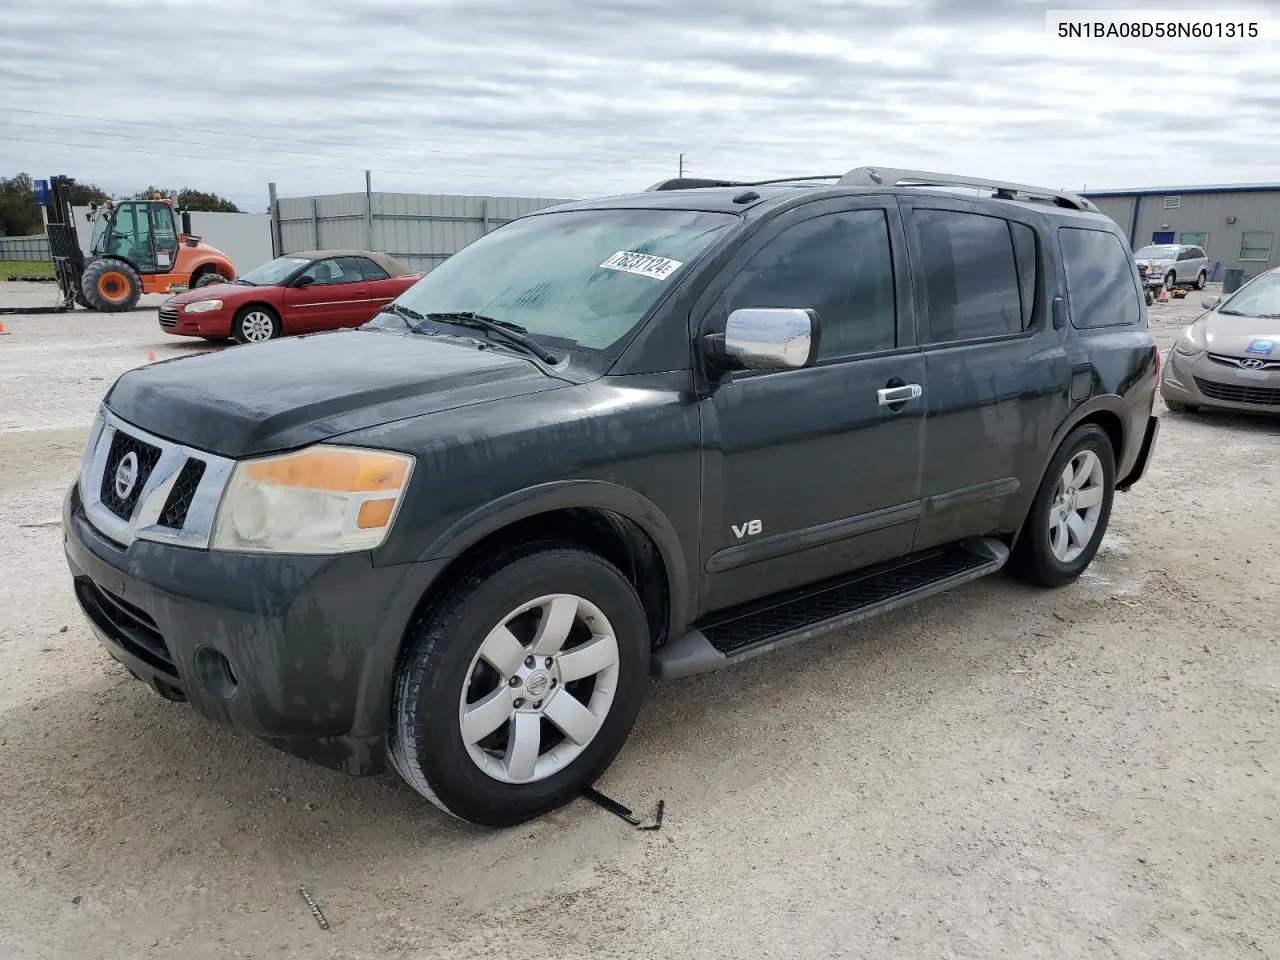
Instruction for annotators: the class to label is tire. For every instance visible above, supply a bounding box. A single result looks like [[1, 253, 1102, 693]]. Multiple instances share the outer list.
[[191, 272, 224, 289], [1164, 399, 1197, 413], [232, 305, 281, 344], [80, 259, 141, 312], [1144, 287, 1154, 306], [1007, 424, 1116, 588], [1195, 270, 1207, 290], [1165, 271, 1177, 290], [389, 545, 650, 826]]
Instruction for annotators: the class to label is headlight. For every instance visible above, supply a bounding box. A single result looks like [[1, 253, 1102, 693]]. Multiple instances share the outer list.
[[211, 445, 414, 554], [184, 299, 223, 313], [1173, 323, 1206, 357]]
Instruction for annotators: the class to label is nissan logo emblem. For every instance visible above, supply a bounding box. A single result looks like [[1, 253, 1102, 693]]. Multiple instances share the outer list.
[[114, 451, 140, 500]]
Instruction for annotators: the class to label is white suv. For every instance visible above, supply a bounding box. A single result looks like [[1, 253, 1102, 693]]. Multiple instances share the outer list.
[[1133, 243, 1209, 290]]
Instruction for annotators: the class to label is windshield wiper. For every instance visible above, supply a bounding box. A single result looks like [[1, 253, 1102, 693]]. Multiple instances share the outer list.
[[378, 301, 429, 332], [423, 311, 559, 364]]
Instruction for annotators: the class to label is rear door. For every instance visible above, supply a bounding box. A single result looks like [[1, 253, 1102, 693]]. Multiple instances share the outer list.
[[899, 197, 1067, 550], [281, 256, 370, 332]]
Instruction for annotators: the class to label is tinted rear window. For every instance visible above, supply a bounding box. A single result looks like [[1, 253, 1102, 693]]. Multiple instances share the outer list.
[[1058, 228, 1142, 328]]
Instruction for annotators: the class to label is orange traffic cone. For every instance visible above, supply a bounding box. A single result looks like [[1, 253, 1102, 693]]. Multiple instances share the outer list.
[[147, 348, 157, 362], [0, 320, 8, 335], [1158, 283, 1169, 303]]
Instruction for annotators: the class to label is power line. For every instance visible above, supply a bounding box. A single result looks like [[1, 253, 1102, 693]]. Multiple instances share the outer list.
[[0, 134, 646, 185], [0, 106, 642, 168], [0, 120, 649, 177]]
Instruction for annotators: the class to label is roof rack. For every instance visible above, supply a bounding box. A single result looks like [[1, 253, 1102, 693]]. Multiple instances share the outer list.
[[839, 166, 1098, 212], [645, 174, 842, 192]]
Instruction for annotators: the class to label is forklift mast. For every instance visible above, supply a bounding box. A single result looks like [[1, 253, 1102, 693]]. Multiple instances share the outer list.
[[35, 175, 87, 308]]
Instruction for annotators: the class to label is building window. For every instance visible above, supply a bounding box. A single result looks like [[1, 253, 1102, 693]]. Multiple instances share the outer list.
[[1179, 232, 1208, 251], [1163, 196, 1181, 209], [1240, 232, 1274, 262]]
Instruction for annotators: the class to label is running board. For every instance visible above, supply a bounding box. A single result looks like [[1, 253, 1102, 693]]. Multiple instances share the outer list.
[[651, 538, 1009, 680]]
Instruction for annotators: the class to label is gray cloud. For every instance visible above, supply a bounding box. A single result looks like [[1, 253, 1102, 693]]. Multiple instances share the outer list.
[[1, 0, 1276, 210]]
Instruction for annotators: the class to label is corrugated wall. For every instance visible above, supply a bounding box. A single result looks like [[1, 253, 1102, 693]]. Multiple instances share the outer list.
[[1085, 190, 1280, 280], [275, 191, 574, 273]]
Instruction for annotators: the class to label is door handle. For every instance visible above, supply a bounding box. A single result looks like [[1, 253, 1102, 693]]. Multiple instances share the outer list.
[[877, 383, 923, 406]]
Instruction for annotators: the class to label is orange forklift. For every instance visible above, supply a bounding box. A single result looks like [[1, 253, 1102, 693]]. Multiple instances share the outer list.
[[26, 175, 237, 313]]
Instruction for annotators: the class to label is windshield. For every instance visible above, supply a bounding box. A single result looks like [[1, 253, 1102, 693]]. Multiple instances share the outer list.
[[237, 256, 311, 286], [371, 208, 738, 352], [1219, 272, 1280, 317], [1134, 245, 1178, 260]]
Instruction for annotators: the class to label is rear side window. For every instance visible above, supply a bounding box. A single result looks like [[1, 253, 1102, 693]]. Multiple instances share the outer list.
[[1058, 228, 1141, 328], [357, 257, 390, 281], [913, 210, 1024, 343]]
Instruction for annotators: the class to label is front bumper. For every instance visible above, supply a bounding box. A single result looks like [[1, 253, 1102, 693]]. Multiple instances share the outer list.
[[1161, 349, 1280, 415], [159, 303, 232, 338], [62, 482, 431, 774]]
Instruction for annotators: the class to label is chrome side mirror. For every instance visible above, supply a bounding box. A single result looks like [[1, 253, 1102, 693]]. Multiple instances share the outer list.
[[709, 308, 821, 371], [1201, 295, 1221, 309]]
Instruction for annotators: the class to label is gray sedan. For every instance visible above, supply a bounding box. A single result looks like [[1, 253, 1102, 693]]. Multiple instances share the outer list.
[[1161, 265, 1280, 415]]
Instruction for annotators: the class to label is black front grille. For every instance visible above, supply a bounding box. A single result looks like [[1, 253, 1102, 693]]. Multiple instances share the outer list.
[[159, 304, 179, 327], [99, 430, 162, 521], [158, 458, 206, 529], [74, 577, 178, 678], [1194, 376, 1280, 407]]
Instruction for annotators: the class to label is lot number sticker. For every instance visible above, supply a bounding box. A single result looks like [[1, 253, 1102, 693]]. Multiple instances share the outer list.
[[1245, 338, 1276, 356], [599, 251, 684, 281]]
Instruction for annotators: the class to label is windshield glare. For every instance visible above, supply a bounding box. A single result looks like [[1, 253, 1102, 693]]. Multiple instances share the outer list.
[[1219, 272, 1280, 317], [238, 256, 310, 285], [374, 208, 738, 352], [1134, 246, 1177, 260]]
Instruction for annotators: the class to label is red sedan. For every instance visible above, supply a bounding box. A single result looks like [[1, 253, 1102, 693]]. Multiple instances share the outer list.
[[159, 250, 423, 343]]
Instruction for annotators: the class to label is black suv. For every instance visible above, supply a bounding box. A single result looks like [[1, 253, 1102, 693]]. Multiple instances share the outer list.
[[64, 166, 1159, 825]]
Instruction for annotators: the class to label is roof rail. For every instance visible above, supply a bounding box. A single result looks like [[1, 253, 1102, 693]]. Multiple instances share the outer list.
[[645, 174, 843, 192], [839, 166, 1099, 212]]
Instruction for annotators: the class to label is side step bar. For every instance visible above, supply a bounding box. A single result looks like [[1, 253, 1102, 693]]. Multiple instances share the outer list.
[[651, 537, 1009, 680]]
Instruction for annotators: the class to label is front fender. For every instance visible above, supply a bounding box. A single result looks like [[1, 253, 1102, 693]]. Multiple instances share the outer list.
[[418, 478, 691, 633]]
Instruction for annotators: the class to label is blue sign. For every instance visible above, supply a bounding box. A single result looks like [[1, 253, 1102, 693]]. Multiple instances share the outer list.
[[1245, 339, 1275, 356], [33, 179, 51, 207]]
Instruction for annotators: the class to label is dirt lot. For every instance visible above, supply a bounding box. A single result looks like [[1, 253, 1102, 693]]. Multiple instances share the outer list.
[[0, 280, 1276, 959]]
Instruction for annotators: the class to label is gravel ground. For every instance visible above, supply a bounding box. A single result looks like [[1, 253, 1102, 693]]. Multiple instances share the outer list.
[[0, 280, 1277, 960]]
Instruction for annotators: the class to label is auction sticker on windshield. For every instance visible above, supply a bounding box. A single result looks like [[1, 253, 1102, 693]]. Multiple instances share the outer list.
[[599, 251, 684, 280], [1245, 338, 1275, 355]]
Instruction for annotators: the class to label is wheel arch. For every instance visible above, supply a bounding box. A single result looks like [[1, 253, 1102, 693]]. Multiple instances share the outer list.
[[410, 480, 689, 646]]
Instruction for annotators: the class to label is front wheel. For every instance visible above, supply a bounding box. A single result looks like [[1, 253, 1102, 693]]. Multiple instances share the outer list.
[[1195, 270, 1207, 290], [232, 306, 280, 344], [389, 546, 650, 826], [1007, 424, 1116, 588], [1165, 271, 1177, 290]]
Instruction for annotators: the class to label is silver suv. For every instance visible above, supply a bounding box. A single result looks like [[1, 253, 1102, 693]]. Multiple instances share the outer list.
[[1133, 243, 1209, 291]]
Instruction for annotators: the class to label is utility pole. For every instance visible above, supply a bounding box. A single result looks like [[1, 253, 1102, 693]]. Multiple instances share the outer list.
[[678, 153, 685, 178]]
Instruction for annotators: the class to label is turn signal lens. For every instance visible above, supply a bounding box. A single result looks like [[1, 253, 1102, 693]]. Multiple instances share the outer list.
[[212, 445, 414, 554]]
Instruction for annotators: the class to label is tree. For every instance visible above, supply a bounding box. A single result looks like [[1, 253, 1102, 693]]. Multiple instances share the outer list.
[[131, 186, 240, 212], [67, 181, 110, 206], [0, 173, 41, 237]]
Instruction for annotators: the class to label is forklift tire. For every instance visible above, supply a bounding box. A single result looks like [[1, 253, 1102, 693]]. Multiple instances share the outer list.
[[82, 259, 142, 313], [192, 272, 224, 289]]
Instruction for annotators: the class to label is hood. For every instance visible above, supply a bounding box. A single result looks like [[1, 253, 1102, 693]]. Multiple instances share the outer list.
[[165, 282, 255, 305], [104, 329, 569, 458], [1199, 311, 1280, 358]]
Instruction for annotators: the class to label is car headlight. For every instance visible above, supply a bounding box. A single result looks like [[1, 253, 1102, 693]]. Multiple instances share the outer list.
[[1173, 323, 1207, 357], [184, 299, 224, 313], [211, 445, 415, 554]]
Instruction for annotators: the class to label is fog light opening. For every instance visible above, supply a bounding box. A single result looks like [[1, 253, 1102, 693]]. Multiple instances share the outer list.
[[195, 647, 239, 701]]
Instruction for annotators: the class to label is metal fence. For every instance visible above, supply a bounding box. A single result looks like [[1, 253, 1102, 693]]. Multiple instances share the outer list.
[[0, 234, 50, 261], [272, 191, 575, 274]]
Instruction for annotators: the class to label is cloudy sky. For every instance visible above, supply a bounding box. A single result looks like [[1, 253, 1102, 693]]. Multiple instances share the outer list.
[[1, 0, 1277, 211]]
